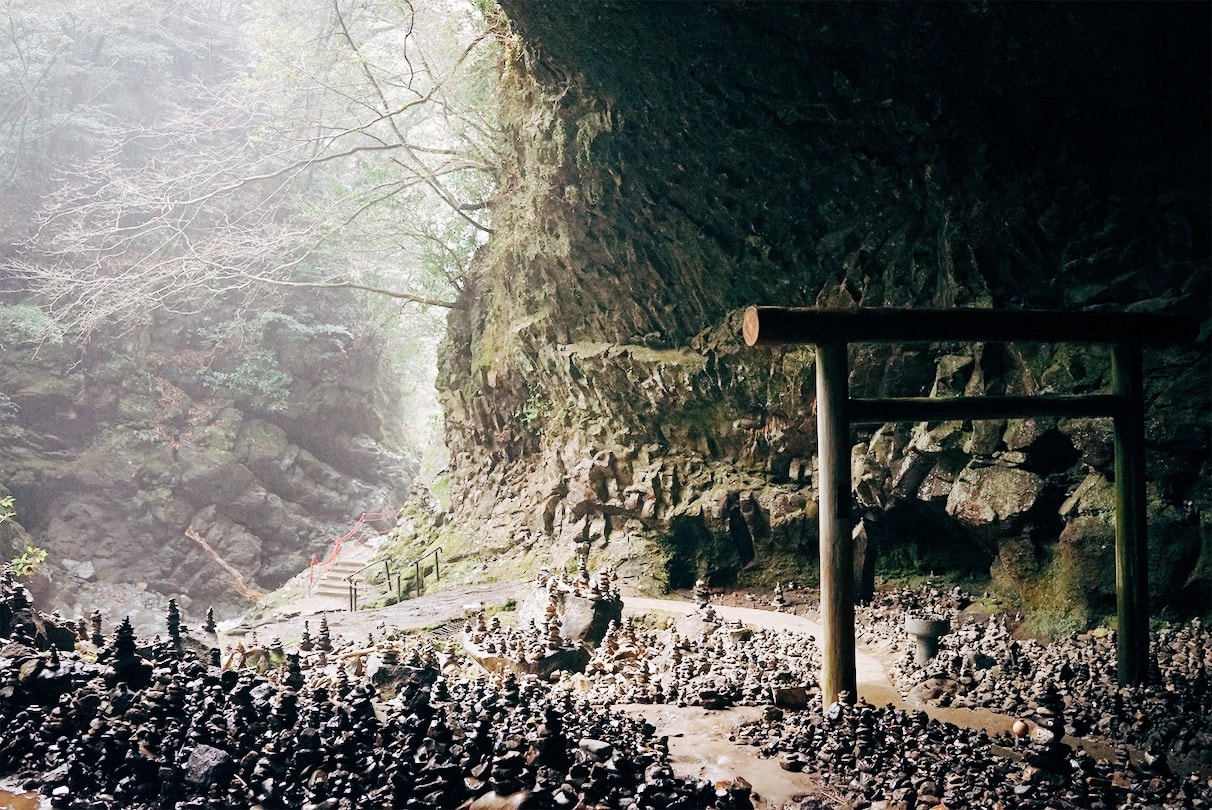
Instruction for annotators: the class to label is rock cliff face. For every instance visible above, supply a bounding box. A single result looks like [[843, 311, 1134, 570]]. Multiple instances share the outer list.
[[0, 292, 410, 623], [438, 2, 1210, 627]]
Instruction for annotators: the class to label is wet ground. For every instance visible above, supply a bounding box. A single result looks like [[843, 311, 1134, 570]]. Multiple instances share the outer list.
[[209, 582, 1036, 810], [0, 789, 39, 810], [4, 575, 1197, 809]]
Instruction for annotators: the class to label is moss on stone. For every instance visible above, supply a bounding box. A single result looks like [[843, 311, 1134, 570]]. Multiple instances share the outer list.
[[735, 547, 819, 592]]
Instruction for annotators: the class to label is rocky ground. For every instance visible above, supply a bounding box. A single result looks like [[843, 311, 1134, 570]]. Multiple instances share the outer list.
[[1, 568, 1211, 809]]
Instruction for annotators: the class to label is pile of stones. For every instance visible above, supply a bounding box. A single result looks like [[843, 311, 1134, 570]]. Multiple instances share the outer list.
[[869, 586, 1212, 774], [0, 572, 749, 809], [460, 556, 624, 680], [574, 619, 821, 711], [734, 691, 1210, 809], [4, 567, 1212, 809], [463, 577, 823, 711]]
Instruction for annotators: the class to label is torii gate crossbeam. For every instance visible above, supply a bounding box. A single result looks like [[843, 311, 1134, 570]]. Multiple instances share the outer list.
[[742, 306, 1203, 703]]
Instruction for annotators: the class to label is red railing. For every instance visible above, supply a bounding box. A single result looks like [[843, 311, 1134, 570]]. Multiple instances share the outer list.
[[310, 510, 395, 583]]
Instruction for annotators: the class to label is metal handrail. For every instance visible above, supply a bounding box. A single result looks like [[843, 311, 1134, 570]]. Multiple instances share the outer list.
[[343, 546, 442, 610]]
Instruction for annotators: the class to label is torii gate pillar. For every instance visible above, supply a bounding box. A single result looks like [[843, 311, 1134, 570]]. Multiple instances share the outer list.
[[1113, 344, 1149, 685], [815, 341, 856, 703]]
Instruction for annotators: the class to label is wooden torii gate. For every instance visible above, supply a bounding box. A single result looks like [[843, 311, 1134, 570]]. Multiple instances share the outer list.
[[742, 306, 1202, 703]]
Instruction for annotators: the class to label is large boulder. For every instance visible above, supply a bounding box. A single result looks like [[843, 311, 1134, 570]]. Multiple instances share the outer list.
[[516, 582, 622, 647], [946, 463, 1046, 537]]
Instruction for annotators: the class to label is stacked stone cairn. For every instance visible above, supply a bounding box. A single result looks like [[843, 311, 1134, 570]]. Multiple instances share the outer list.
[[0, 573, 754, 809], [461, 559, 623, 679], [2, 570, 1211, 808]]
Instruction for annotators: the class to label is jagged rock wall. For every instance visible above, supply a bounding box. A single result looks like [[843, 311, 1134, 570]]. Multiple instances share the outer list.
[[439, 2, 1210, 625], [0, 292, 411, 622]]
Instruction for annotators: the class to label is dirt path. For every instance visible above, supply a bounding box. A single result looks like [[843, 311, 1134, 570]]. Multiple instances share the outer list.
[[625, 595, 1019, 733], [620, 597, 858, 809], [224, 580, 528, 649], [618, 594, 1038, 808], [617, 703, 824, 810], [626, 597, 890, 690]]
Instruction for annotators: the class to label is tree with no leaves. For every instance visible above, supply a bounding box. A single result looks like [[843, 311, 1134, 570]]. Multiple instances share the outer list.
[[3, 0, 503, 338]]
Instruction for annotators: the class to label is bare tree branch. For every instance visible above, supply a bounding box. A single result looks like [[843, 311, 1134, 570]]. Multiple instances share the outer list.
[[245, 275, 455, 308], [7, 0, 501, 337]]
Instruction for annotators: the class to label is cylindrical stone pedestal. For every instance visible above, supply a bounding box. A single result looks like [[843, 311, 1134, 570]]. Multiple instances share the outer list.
[[905, 616, 951, 665]]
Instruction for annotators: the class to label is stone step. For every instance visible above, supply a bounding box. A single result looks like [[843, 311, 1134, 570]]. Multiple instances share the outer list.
[[323, 559, 370, 572], [320, 563, 369, 574], [310, 580, 355, 593], [312, 575, 358, 587], [312, 589, 354, 600], [314, 572, 385, 588], [304, 543, 398, 606], [313, 580, 355, 592], [312, 584, 385, 606], [312, 576, 386, 598]]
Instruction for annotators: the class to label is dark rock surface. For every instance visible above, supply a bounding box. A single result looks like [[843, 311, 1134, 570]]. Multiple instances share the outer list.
[[0, 292, 411, 620], [434, 1, 1210, 620]]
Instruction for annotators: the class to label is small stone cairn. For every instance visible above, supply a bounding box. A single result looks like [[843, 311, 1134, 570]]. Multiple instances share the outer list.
[[462, 551, 623, 678]]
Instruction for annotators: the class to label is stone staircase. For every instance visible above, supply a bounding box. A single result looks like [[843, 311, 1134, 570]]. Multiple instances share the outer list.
[[302, 525, 441, 612], [309, 543, 380, 608]]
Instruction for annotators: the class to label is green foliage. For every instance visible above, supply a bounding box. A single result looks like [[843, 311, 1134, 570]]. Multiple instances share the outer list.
[[428, 473, 452, 512], [256, 311, 353, 352], [7, 544, 48, 578], [991, 552, 1100, 641], [8, 0, 500, 372], [0, 496, 47, 579], [197, 306, 353, 360], [0, 304, 64, 347], [3, 0, 502, 474], [734, 546, 819, 592], [241, 0, 501, 309], [191, 308, 369, 414], [200, 347, 292, 413], [130, 428, 161, 445], [519, 391, 552, 425], [0, 0, 249, 193], [1020, 604, 1088, 642]]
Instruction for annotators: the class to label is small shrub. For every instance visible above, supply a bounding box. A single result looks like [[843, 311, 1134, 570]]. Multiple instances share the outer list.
[[0, 304, 64, 347], [6, 545, 48, 578], [200, 348, 293, 413]]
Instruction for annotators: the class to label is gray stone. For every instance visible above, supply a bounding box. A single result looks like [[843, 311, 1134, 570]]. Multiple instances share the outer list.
[[771, 685, 811, 710], [516, 586, 621, 647], [578, 738, 614, 762], [61, 559, 96, 581], [184, 744, 233, 787], [945, 463, 1044, 527], [469, 790, 531, 809]]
